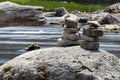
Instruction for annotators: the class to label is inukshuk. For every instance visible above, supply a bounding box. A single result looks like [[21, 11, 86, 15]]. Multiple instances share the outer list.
[[57, 14, 80, 47], [80, 21, 104, 50]]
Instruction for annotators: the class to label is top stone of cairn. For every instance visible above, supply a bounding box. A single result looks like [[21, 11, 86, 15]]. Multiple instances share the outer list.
[[65, 14, 78, 28]]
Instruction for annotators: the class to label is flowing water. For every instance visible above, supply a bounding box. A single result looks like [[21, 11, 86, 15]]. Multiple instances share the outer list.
[[0, 24, 120, 65]]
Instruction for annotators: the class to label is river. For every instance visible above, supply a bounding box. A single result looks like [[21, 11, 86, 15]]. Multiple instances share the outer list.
[[0, 24, 120, 65]]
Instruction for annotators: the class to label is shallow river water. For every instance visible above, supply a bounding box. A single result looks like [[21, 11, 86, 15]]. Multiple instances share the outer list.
[[0, 24, 120, 65]]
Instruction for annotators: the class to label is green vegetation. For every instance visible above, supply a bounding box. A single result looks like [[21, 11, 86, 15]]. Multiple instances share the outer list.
[[0, 0, 108, 12]]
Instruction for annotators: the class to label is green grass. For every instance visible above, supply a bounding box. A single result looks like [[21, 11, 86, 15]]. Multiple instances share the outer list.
[[0, 0, 108, 12]]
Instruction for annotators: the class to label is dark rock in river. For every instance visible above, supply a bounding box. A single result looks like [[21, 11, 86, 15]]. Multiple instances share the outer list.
[[55, 7, 68, 17], [0, 46, 119, 80], [25, 43, 40, 51], [0, 1, 46, 27]]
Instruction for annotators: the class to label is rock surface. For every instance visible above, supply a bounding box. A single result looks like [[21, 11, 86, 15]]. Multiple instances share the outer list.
[[0, 1, 45, 27], [0, 46, 120, 80], [55, 7, 68, 17], [90, 13, 119, 24], [104, 3, 120, 13]]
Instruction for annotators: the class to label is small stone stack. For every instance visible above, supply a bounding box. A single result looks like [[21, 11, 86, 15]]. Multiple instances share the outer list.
[[57, 14, 80, 47], [80, 21, 104, 50]]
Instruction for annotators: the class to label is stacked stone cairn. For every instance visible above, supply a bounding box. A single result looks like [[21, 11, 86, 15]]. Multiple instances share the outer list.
[[80, 21, 104, 50], [57, 14, 80, 47]]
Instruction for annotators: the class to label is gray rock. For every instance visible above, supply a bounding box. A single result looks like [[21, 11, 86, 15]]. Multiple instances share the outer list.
[[90, 13, 119, 24], [76, 70, 101, 80], [65, 14, 78, 28], [87, 21, 100, 27], [63, 27, 80, 34], [62, 32, 80, 41], [55, 7, 68, 17], [57, 38, 80, 47], [0, 1, 45, 27], [98, 14, 119, 24], [83, 27, 104, 37], [80, 40, 99, 50], [104, 3, 120, 13], [81, 35, 98, 41], [0, 46, 119, 80]]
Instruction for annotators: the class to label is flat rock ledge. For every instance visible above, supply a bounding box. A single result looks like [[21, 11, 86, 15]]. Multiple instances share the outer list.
[[0, 46, 120, 80], [0, 1, 45, 27]]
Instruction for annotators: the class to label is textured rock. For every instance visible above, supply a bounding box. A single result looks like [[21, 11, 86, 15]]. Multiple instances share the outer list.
[[104, 3, 120, 13], [63, 27, 80, 34], [0, 1, 45, 27], [62, 32, 80, 41], [90, 13, 119, 24], [57, 38, 80, 47], [87, 21, 100, 27], [55, 7, 68, 17], [65, 14, 78, 27], [99, 24, 120, 33], [81, 35, 98, 41], [0, 46, 119, 80], [80, 40, 99, 50], [83, 28, 103, 37]]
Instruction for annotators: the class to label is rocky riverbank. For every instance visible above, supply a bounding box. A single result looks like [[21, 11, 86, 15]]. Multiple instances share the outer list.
[[0, 46, 119, 80], [0, 1, 46, 27]]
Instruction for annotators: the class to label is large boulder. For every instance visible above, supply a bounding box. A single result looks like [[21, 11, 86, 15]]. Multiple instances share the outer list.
[[104, 3, 120, 13], [90, 13, 119, 24], [0, 1, 46, 27], [0, 46, 119, 80]]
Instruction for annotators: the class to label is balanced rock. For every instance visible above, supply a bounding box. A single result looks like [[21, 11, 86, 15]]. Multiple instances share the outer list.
[[65, 14, 78, 28], [87, 21, 100, 27], [63, 27, 80, 34], [83, 28, 104, 37], [80, 40, 99, 50], [0, 1, 45, 27], [62, 32, 80, 41], [81, 35, 99, 41], [57, 38, 80, 47]]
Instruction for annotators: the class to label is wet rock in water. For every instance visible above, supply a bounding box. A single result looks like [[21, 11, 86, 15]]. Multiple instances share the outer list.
[[49, 14, 70, 25], [78, 17, 88, 23], [25, 43, 40, 51], [104, 3, 120, 13], [98, 14, 119, 24], [55, 7, 68, 17], [0, 46, 119, 80], [0, 1, 46, 27], [90, 13, 119, 24]]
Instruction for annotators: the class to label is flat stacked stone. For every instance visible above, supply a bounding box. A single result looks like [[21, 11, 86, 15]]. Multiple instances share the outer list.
[[57, 14, 80, 47], [80, 21, 104, 50]]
